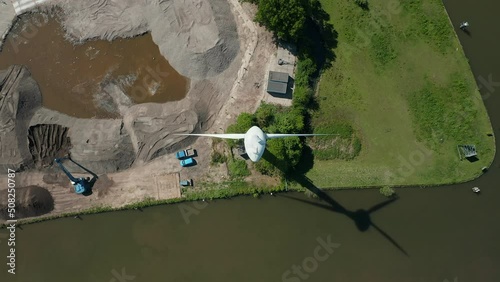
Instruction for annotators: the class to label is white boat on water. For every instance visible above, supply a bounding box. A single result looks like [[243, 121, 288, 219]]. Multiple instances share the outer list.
[[472, 187, 480, 193]]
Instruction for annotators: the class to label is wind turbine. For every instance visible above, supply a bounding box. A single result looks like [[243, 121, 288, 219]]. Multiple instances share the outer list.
[[176, 126, 328, 162]]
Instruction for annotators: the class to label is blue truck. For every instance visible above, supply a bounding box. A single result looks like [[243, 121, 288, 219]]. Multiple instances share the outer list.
[[176, 149, 194, 160], [180, 157, 196, 167], [180, 179, 193, 186]]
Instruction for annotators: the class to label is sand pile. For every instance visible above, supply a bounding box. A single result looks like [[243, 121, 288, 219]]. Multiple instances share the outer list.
[[54, 0, 239, 80], [0, 186, 54, 219], [0, 65, 43, 172], [0, 65, 137, 174]]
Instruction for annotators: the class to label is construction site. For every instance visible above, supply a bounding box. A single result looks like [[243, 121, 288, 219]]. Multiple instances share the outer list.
[[0, 0, 294, 222]]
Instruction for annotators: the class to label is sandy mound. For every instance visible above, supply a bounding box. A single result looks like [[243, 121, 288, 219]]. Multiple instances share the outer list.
[[0, 65, 137, 174], [0, 65, 43, 172], [0, 0, 245, 175], [0, 185, 54, 219], [54, 0, 239, 80]]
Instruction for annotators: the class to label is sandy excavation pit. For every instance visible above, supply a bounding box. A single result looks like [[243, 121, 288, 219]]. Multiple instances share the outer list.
[[0, 12, 190, 119], [0, 0, 274, 220], [0, 0, 241, 174]]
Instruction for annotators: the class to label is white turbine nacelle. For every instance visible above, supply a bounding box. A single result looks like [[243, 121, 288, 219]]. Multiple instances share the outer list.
[[176, 126, 328, 162], [244, 126, 267, 162]]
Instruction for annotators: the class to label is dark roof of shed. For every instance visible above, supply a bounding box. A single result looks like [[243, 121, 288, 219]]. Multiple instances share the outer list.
[[267, 80, 288, 94], [269, 71, 289, 83]]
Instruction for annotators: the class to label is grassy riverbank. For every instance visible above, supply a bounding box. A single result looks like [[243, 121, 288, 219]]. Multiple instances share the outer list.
[[301, 0, 495, 188]]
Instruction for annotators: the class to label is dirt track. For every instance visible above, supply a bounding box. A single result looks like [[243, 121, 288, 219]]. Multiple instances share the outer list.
[[0, 0, 278, 222]]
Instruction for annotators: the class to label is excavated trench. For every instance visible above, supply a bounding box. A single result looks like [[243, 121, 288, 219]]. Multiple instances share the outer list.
[[28, 124, 71, 168]]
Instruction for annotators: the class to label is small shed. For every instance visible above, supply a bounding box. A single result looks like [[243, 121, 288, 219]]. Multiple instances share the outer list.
[[458, 144, 478, 161], [267, 71, 289, 95]]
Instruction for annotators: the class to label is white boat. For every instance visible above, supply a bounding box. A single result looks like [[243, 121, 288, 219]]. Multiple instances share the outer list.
[[472, 187, 480, 193]]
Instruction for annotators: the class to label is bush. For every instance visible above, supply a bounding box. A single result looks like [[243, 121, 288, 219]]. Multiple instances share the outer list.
[[211, 151, 226, 164], [226, 112, 255, 146], [227, 113, 255, 134], [354, 0, 368, 9], [255, 158, 283, 176], [255, 102, 278, 128], [304, 189, 318, 198], [379, 186, 396, 197], [292, 85, 313, 109], [228, 159, 251, 178], [295, 57, 317, 87]]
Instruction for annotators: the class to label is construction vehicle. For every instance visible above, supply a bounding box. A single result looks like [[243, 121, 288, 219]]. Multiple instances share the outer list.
[[180, 157, 196, 167], [175, 148, 195, 160], [54, 157, 98, 195], [180, 179, 193, 186]]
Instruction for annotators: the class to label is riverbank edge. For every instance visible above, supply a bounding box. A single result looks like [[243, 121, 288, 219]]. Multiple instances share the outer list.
[[0, 182, 292, 227], [0, 164, 492, 229]]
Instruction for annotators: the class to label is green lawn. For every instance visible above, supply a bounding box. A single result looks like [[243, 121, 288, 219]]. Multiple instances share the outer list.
[[303, 0, 495, 188]]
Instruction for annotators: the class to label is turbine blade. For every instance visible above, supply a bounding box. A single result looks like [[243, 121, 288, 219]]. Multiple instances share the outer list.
[[266, 133, 330, 139], [371, 222, 409, 256], [175, 133, 245, 140]]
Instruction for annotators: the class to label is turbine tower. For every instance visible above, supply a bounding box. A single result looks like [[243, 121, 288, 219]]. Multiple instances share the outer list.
[[176, 126, 328, 162]]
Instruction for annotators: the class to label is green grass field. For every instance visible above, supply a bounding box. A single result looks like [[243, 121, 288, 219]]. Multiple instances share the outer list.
[[303, 0, 495, 188]]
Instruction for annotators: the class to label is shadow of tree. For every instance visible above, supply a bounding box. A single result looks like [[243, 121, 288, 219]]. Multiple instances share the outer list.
[[305, 0, 338, 72], [356, 1, 369, 11], [294, 145, 315, 175]]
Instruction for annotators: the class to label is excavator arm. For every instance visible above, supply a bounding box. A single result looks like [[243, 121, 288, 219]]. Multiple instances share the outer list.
[[54, 158, 78, 183], [67, 158, 98, 180], [54, 157, 98, 195]]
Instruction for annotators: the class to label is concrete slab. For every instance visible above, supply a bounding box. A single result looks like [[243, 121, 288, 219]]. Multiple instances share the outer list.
[[263, 43, 296, 107], [275, 45, 296, 77], [12, 0, 52, 15]]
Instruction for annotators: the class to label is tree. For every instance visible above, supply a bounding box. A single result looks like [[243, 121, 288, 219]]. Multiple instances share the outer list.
[[255, 0, 308, 42], [226, 113, 255, 146], [295, 57, 317, 87], [271, 108, 304, 134], [255, 102, 278, 129], [226, 113, 255, 134], [379, 186, 396, 197]]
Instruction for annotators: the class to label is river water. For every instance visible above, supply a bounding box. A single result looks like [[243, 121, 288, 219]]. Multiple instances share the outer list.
[[1, 1, 500, 281]]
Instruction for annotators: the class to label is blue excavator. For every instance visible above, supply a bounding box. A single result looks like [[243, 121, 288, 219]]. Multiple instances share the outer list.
[[54, 157, 98, 195]]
